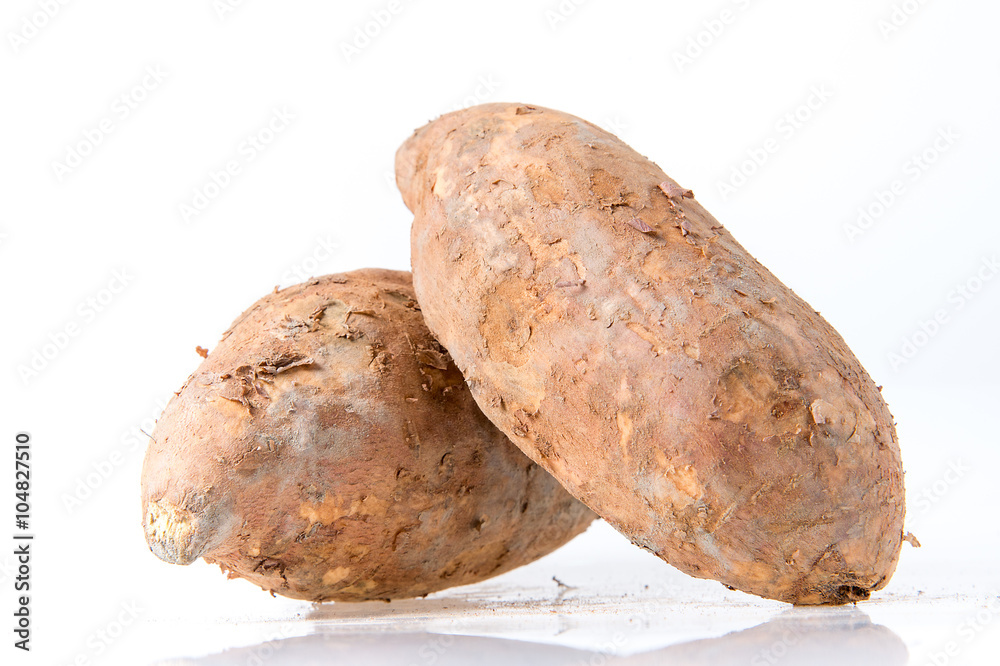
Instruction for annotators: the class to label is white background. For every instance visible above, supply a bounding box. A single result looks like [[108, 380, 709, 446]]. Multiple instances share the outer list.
[[2, 1, 998, 664]]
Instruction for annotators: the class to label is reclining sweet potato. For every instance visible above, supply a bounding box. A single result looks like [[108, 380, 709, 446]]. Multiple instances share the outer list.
[[397, 103, 905, 605], [140, 269, 595, 602]]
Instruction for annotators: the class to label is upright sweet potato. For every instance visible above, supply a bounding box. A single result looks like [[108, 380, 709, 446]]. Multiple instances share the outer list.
[[397, 103, 905, 604], [141, 269, 594, 602]]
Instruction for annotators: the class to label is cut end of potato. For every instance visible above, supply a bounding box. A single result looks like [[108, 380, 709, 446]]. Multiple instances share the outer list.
[[144, 498, 206, 566]]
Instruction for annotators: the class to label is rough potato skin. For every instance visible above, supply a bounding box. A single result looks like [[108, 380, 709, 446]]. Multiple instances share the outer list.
[[397, 103, 905, 605], [140, 269, 595, 602]]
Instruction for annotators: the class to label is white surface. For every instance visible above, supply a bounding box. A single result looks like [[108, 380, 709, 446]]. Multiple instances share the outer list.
[[1, 1, 998, 665]]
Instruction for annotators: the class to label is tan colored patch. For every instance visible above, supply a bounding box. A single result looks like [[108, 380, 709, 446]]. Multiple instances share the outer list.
[[565, 252, 586, 282], [322, 566, 351, 586], [480, 278, 536, 367], [616, 411, 633, 461], [209, 396, 255, 437], [299, 493, 388, 526], [343, 543, 371, 562], [706, 501, 737, 534], [667, 465, 703, 501], [340, 579, 378, 596], [352, 494, 389, 516], [640, 247, 674, 284], [626, 321, 669, 356], [649, 450, 703, 509], [810, 399, 836, 424], [590, 168, 630, 208], [526, 164, 565, 206], [715, 358, 780, 424], [725, 558, 776, 587], [299, 496, 346, 525], [641, 246, 707, 288], [480, 363, 547, 416], [432, 167, 454, 199], [544, 455, 586, 494]]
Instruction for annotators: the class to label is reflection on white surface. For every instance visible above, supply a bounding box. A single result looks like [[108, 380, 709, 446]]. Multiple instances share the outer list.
[[33, 387, 1000, 665], [157, 608, 906, 666], [121, 512, 1000, 666]]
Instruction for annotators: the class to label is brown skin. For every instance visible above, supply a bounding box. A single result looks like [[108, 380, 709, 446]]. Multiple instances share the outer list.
[[397, 103, 905, 605], [140, 269, 595, 602]]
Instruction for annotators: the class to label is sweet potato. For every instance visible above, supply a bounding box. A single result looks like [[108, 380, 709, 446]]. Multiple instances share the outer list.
[[397, 103, 905, 605], [140, 269, 595, 602]]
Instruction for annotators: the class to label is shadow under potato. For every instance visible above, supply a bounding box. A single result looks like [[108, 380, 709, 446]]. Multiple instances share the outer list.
[[160, 607, 907, 666]]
